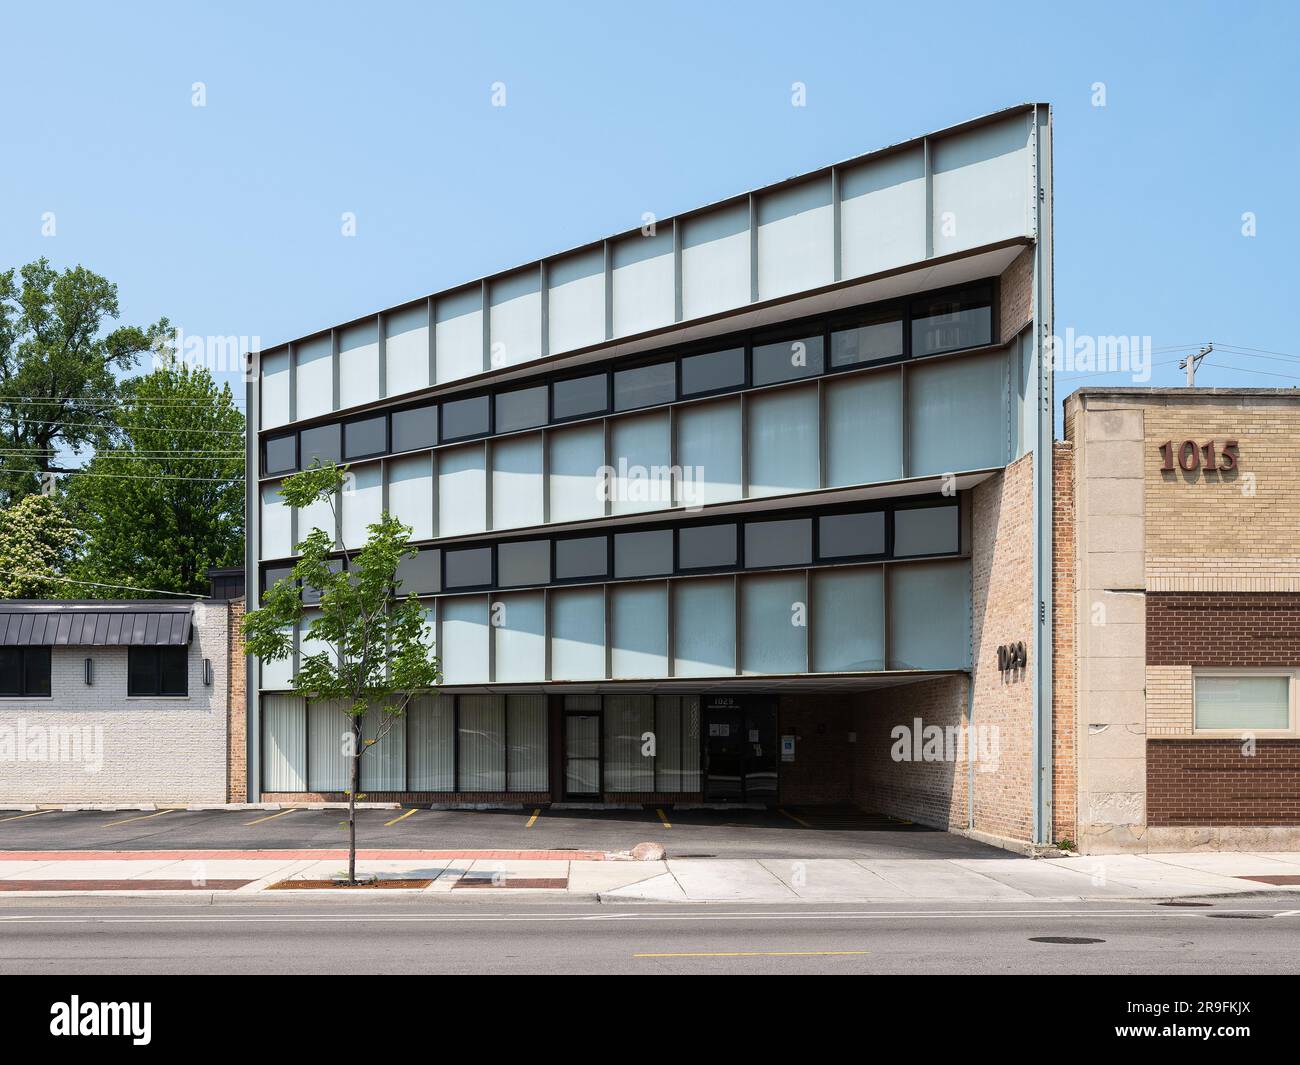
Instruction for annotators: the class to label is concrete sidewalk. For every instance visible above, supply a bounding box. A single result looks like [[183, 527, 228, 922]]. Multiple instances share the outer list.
[[1, 849, 1299, 900]]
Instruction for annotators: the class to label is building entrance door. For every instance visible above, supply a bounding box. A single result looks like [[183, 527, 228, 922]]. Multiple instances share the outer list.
[[564, 713, 601, 800], [703, 697, 778, 802]]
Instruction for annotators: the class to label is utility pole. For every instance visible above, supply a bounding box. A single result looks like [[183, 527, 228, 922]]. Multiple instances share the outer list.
[[1180, 342, 1213, 386]]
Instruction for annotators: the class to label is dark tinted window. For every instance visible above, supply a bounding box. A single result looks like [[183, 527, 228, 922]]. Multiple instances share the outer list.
[[678, 523, 737, 570], [911, 288, 993, 356], [261, 566, 294, 595], [128, 647, 188, 697], [300, 424, 341, 467], [495, 386, 549, 433], [497, 540, 551, 587], [555, 536, 608, 580], [441, 395, 490, 441], [392, 405, 437, 452], [0, 648, 21, 695], [681, 347, 745, 396], [614, 529, 673, 578], [614, 362, 675, 411], [159, 647, 188, 696], [301, 559, 343, 604], [263, 434, 297, 475], [0, 647, 47, 697], [894, 505, 959, 557], [343, 415, 386, 459], [752, 335, 824, 386], [818, 512, 887, 559], [831, 315, 904, 367], [127, 648, 155, 697], [552, 373, 608, 420], [444, 546, 493, 589], [744, 518, 812, 568], [395, 549, 441, 595]]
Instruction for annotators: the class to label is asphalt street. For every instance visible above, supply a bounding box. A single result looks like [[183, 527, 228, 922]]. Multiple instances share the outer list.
[[2, 895, 1298, 975], [0, 805, 1003, 860]]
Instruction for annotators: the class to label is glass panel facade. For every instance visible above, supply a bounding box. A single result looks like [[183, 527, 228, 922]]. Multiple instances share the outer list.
[[614, 362, 675, 412], [889, 561, 971, 670], [307, 699, 349, 792], [825, 372, 903, 486], [610, 582, 668, 679], [818, 511, 886, 559], [555, 535, 608, 581], [441, 596, 490, 684], [392, 405, 436, 453], [435, 287, 483, 384], [458, 695, 505, 792], [831, 314, 905, 367], [681, 347, 744, 396], [264, 434, 296, 476], [745, 518, 812, 568], [908, 349, 1007, 475], [407, 694, 454, 791], [441, 395, 490, 441], [552, 372, 608, 420], [295, 336, 332, 421], [300, 423, 341, 468], [549, 586, 605, 680], [673, 577, 735, 677], [395, 548, 440, 595], [387, 454, 433, 542], [752, 334, 824, 386], [493, 592, 545, 682], [740, 572, 807, 675], [894, 505, 959, 557], [495, 385, 548, 433], [344, 415, 386, 459], [681, 202, 749, 320], [338, 321, 380, 408], [491, 433, 544, 530], [497, 539, 550, 587], [614, 529, 673, 578], [548, 422, 604, 523], [438, 444, 486, 535], [604, 695, 654, 792], [676, 397, 741, 506], [341, 463, 382, 549], [1195, 676, 1291, 731], [445, 546, 493, 589], [507, 695, 549, 791], [384, 303, 429, 398], [911, 288, 994, 356], [610, 410, 670, 514], [810, 567, 884, 672], [361, 706, 406, 791], [678, 523, 737, 570], [747, 385, 819, 497]]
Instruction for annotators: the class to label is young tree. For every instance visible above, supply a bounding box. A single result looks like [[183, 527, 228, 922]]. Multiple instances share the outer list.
[[241, 464, 440, 884], [0, 259, 170, 504], [62, 360, 245, 597], [0, 493, 79, 598]]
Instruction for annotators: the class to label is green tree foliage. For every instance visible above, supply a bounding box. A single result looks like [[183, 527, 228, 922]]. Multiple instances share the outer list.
[[242, 464, 441, 883], [0, 494, 79, 598], [0, 258, 169, 504], [62, 360, 245, 597]]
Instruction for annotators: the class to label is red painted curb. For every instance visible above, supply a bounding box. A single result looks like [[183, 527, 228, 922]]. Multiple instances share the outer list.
[[0, 849, 609, 862]]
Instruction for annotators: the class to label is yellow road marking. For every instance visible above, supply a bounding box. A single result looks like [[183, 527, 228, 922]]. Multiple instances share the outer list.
[[635, 950, 870, 958], [102, 809, 175, 828], [778, 808, 812, 828], [525, 808, 541, 828], [656, 808, 672, 829], [245, 808, 297, 826], [0, 809, 52, 823], [384, 808, 417, 827]]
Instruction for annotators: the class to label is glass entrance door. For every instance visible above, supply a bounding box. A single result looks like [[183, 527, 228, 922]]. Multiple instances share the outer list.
[[564, 713, 601, 799], [704, 697, 778, 802]]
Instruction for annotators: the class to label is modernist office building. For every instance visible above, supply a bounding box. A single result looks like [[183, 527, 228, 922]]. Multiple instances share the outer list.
[[247, 104, 1059, 848]]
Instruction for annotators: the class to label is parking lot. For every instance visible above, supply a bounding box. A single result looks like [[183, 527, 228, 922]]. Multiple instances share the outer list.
[[0, 805, 1003, 860]]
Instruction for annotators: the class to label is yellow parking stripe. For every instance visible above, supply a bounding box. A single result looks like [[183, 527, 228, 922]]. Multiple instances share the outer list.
[[0, 809, 52, 823], [384, 808, 417, 827], [635, 950, 870, 958], [778, 808, 812, 828], [656, 808, 672, 829], [525, 808, 541, 828], [102, 809, 175, 828], [245, 808, 296, 826]]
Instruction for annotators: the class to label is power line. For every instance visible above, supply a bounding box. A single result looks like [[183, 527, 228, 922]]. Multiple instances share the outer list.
[[0, 466, 244, 484], [0, 570, 207, 599]]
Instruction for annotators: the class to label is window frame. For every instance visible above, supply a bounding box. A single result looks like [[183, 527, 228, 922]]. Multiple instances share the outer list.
[[0, 646, 52, 698], [127, 645, 190, 698], [1191, 668, 1298, 738]]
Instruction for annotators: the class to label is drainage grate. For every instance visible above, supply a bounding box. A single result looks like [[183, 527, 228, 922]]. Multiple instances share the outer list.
[[1158, 900, 1212, 907], [1029, 936, 1105, 945], [1206, 913, 1271, 919], [452, 877, 569, 889]]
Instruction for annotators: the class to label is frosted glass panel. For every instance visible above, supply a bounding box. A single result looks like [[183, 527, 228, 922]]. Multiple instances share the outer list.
[[1195, 676, 1290, 731], [295, 335, 333, 419], [407, 694, 454, 791], [908, 350, 1008, 476], [757, 177, 833, 300], [747, 385, 819, 497], [340, 462, 382, 549], [387, 454, 433, 541], [258, 626, 295, 690], [548, 422, 604, 523], [826, 373, 903, 486], [840, 147, 927, 278], [435, 287, 483, 383], [682, 202, 750, 319], [889, 561, 971, 670], [338, 320, 380, 408], [740, 573, 807, 676], [296, 490, 334, 550], [260, 483, 291, 558], [490, 269, 542, 368], [262, 694, 305, 791], [507, 695, 549, 791], [610, 582, 668, 679], [673, 577, 735, 677], [604, 695, 654, 792], [932, 111, 1032, 256], [260, 349, 290, 428], [676, 397, 741, 507], [811, 568, 884, 672], [441, 596, 490, 684], [458, 695, 505, 791], [548, 248, 605, 353], [610, 410, 670, 514], [307, 699, 349, 792], [491, 433, 544, 530], [298, 609, 337, 672], [384, 304, 429, 398], [612, 229, 674, 337], [438, 444, 486, 536], [493, 591, 546, 682], [550, 586, 605, 680], [362, 706, 406, 791]]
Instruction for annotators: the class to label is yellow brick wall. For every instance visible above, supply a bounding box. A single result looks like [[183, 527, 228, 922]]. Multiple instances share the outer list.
[[1146, 665, 1193, 735]]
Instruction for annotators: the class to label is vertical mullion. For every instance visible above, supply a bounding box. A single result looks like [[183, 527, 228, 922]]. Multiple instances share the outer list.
[[603, 239, 613, 341], [481, 280, 491, 374], [831, 166, 842, 283], [427, 296, 437, 387], [748, 193, 759, 303], [672, 217, 683, 323], [377, 311, 387, 399], [330, 328, 340, 412], [539, 261, 550, 360]]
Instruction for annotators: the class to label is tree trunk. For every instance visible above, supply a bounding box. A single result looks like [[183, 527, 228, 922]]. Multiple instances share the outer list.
[[348, 721, 361, 885]]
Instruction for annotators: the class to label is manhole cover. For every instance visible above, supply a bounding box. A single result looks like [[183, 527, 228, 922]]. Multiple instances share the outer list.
[[1028, 936, 1105, 945]]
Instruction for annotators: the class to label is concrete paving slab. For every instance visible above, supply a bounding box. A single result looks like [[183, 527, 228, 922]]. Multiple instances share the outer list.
[[667, 859, 797, 901], [863, 859, 1034, 899], [1145, 852, 1300, 877], [761, 858, 911, 899], [465, 859, 570, 878], [1064, 855, 1269, 894], [950, 857, 1174, 898], [0, 859, 183, 880], [599, 872, 688, 901], [566, 861, 667, 894]]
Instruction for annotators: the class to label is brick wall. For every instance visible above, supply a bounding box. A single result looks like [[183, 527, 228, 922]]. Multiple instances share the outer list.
[[0, 601, 232, 803], [1148, 592, 1300, 666], [1052, 441, 1077, 844], [227, 597, 247, 802], [1148, 740, 1300, 825], [998, 246, 1034, 343], [778, 694, 853, 804]]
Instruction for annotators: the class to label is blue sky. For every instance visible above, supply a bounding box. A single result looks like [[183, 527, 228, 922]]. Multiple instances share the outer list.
[[2, 0, 1298, 431]]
